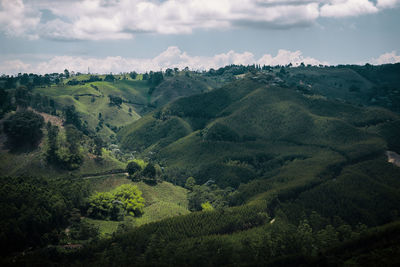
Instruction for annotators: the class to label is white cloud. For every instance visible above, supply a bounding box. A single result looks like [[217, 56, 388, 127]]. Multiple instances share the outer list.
[[376, 0, 399, 8], [320, 0, 378, 18], [0, 0, 40, 39], [0, 59, 32, 74], [0, 46, 327, 75], [0, 0, 396, 40], [370, 51, 400, 65], [257, 49, 328, 66]]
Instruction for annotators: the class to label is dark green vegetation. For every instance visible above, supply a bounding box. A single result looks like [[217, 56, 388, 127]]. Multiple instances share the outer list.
[[0, 176, 90, 256], [3, 110, 44, 149], [1, 64, 400, 266]]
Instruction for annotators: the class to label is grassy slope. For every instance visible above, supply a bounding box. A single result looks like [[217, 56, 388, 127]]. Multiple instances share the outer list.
[[0, 141, 125, 178], [0, 110, 125, 177], [150, 74, 215, 107], [34, 79, 147, 142], [86, 175, 189, 235], [34, 74, 218, 143]]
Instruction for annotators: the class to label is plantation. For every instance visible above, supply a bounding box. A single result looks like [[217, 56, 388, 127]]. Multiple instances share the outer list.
[[1, 64, 400, 265]]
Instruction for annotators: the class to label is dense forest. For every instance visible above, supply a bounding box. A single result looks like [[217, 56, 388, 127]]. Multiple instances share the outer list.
[[1, 63, 400, 266]]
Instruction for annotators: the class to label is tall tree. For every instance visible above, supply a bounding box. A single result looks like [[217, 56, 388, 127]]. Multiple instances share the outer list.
[[93, 136, 103, 158], [64, 69, 70, 79], [46, 121, 59, 162], [63, 105, 81, 129]]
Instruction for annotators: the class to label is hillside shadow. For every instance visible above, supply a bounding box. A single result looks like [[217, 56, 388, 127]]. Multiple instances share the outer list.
[[3, 134, 43, 154]]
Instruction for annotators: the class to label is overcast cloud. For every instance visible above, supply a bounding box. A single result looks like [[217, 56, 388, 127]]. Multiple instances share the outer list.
[[0, 0, 398, 40]]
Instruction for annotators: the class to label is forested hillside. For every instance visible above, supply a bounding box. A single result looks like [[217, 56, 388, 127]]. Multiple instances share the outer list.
[[1, 64, 400, 266]]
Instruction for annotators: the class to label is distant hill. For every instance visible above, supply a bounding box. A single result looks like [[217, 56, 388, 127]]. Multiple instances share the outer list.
[[119, 73, 400, 189], [149, 74, 215, 107]]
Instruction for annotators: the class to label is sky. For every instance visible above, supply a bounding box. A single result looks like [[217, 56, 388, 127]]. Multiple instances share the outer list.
[[0, 0, 400, 74]]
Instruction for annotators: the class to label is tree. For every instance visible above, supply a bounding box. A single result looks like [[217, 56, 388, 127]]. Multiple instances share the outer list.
[[201, 202, 214, 212], [53, 125, 83, 170], [3, 110, 44, 147], [0, 176, 90, 255], [15, 87, 30, 107], [69, 220, 99, 241], [165, 68, 173, 77], [126, 161, 141, 176], [93, 136, 103, 158], [63, 105, 81, 129], [64, 69, 70, 79], [87, 184, 145, 220], [185, 177, 196, 191], [0, 89, 13, 117], [46, 122, 59, 162], [142, 162, 156, 178], [129, 71, 138, 79], [188, 185, 211, 211], [87, 192, 115, 219], [296, 220, 315, 255], [65, 125, 82, 154], [113, 184, 145, 216], [108, 95, 122, 107], [105, 74, 115, 82]]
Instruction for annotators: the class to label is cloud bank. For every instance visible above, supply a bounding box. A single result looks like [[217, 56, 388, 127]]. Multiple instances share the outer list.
[[370, 51, 400, 65], [0, 46, 329, 74], [0, 0, 398, 40], [1, 47, 398, 75]]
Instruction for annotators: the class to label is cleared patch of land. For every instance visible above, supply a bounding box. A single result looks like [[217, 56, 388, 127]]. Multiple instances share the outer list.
[[86, 175, 189, 235]]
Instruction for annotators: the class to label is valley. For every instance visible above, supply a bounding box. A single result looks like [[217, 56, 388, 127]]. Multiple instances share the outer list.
[[1, 64, 400, 266]]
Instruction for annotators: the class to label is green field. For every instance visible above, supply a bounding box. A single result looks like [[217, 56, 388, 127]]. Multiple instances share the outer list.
[[85, 175, 189, 235]]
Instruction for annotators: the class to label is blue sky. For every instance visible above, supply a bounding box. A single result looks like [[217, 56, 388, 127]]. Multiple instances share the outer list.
[[0, 0, 399, 74]]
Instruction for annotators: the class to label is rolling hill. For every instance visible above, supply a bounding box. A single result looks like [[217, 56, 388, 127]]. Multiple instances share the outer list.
[[1, 64, 400, 266], [118, 72, 399, 190]]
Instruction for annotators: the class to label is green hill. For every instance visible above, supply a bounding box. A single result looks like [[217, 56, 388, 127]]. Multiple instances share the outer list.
[[34, 79, 147, 142], [2, 64, 400, 266], [150, 74, 215, 107], [119, 74, 399, 190], [32, 73, 222, 143]]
